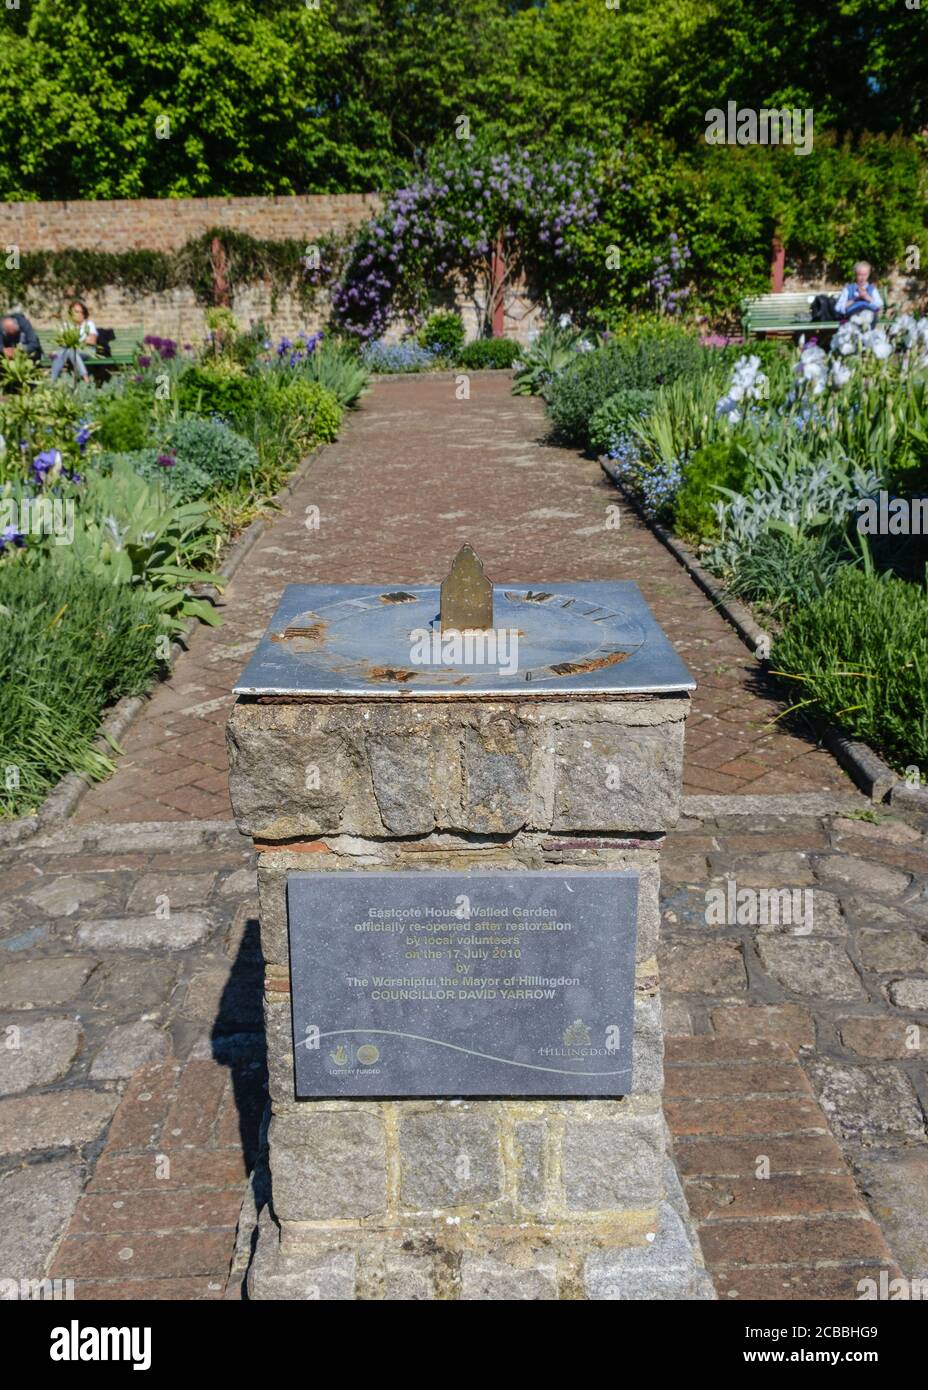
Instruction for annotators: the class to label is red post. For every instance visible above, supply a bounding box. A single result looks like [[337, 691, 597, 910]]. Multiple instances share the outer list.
[[210, 236, 231, 307], [490, 235, 505, 337], [770, 235, 785, 294]]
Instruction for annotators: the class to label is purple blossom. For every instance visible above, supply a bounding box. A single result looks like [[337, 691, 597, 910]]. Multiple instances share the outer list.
[[0, 524, 26, 551], [31, 449, 61, 485]]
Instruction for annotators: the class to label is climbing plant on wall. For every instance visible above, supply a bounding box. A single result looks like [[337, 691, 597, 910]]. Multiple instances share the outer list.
[[0, 230, 350, 313], [330, 140, 600, 340]]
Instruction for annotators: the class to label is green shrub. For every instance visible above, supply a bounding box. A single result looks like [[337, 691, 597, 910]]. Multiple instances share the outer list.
[[673, 439, 754, 541], [773, 566, 928, 771], [163, 414, 259, 490], [589, 389, 659, 457], [547, 329, 705, 449], [418, 311, 465, 359], [511, 323, 595, 397], [457, 338, 521, 370], [258, 378, 342, 448], [175, 365, 262, 425], [886, 428, 928, 499], [68, 457, 223, 628], [108, 447, 214, 504], [0, 560, 162, 817], [724, 530, 852, 616], [95, 391, 153, 452]]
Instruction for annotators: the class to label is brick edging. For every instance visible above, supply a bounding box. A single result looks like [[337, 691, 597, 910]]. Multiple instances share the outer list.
[[368, 367, 515, 384], [0, 445, 324, 848], [600, 459, 928, 812]]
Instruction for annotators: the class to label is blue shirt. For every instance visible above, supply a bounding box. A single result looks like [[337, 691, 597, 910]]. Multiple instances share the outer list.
[[835, 282, 883, 314]]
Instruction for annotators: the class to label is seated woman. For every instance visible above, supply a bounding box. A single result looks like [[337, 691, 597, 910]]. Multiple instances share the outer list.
[[834, 262, 883, 322], [50, 299, 98, 382]]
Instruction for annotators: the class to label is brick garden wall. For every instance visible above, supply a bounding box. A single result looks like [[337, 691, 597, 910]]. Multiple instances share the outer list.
[[3, 194, 378, 343], [2, 193, 541, 344], [3, 194, 381, 252], [4, 194, 923, 342]]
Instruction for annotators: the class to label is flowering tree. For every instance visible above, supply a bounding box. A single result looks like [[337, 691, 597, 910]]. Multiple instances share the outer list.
[[650, 232, 692, 316], [330, 141, 600, 342]]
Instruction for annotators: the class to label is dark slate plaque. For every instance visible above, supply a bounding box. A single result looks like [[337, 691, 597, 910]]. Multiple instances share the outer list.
[[287, 870, 639, 1098]]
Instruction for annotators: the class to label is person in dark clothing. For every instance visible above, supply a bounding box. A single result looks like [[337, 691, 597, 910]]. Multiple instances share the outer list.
[[1, 312, 43, 362]]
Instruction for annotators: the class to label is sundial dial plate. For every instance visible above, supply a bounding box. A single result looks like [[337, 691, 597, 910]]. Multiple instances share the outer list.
[[235, 581, 694, 698]]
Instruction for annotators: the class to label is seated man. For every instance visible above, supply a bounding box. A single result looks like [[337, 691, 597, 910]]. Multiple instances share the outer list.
[[834, 262, 883, 322], [1, 311, 43, 362]]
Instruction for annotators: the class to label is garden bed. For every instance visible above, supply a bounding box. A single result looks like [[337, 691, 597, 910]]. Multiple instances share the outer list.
[[0, 321, 369, 822], [601, 458, 928, 810], [526, 315, 928, 786]]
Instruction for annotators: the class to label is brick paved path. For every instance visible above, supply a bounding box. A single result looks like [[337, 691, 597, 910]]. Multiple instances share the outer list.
[[78, 372, 850, 822], [667, 1036, 902, 1300]]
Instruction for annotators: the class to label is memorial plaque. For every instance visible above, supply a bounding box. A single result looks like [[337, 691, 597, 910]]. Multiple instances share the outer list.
[[287, 870, 639, 1098]]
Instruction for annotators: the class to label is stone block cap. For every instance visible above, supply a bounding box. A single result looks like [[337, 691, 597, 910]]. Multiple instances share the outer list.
[[233, 578, 695, 700]]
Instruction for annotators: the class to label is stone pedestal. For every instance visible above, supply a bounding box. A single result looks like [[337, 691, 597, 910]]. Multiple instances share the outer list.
[[227, 689, 713, 1299]]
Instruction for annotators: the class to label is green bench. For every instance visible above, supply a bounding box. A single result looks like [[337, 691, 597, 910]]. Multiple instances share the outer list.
[[741, 293, 839, 339], [37, 325, 144, 371]]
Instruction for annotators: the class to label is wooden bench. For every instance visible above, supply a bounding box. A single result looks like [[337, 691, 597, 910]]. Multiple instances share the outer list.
[[37, 325, 144, 371], [741, 293, 839, 339]]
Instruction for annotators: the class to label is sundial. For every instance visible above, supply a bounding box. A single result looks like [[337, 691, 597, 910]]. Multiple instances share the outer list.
[[228, 544, 699, 1296], [234, 546, 694, 698]]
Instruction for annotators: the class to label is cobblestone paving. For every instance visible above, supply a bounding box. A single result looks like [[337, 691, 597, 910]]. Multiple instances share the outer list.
[[4, 806, 927, 1298], [662, 805, 928, 1292], [77, 372, 850, 823], [0, 822, 263, 1298], [667, 1036, 903, 1299]]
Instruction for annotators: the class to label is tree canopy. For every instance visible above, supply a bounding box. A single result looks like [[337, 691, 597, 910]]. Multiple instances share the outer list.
[[1, 0, 924, 200]]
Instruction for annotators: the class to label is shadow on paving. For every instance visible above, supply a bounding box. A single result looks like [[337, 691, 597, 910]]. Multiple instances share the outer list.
[[211, 912, 268, 1187]]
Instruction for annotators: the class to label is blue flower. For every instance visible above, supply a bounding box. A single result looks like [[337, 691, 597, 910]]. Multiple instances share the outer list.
[[31, 449, 61, 485], [0, 524, 26, 551]]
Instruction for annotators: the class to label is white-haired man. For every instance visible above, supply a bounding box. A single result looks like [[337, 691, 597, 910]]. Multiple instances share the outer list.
[[834, 262, 883, 322]]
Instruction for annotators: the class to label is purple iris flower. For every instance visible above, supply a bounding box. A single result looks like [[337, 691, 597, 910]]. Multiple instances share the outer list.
[[31, 450, 61, 485], [0, 524, 26, 551]]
